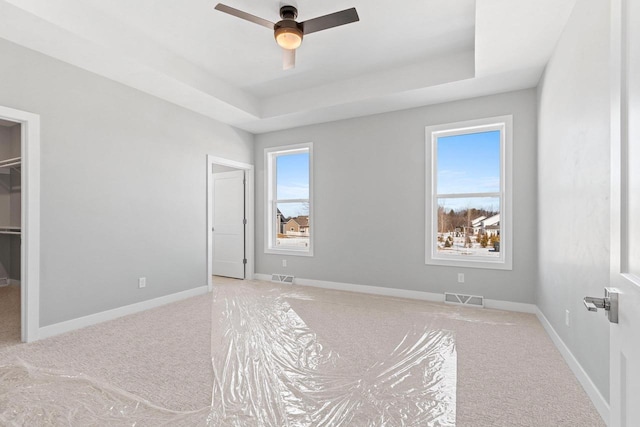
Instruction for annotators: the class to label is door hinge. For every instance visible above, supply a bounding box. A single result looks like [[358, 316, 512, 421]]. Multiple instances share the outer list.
[[243, 218, 247, 225], [243, 258, 247, 265]]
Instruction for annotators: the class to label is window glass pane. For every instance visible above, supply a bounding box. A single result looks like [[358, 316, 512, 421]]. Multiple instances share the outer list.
[[436, 197, 500, 258], [276, 202, 310, 249], [437, 130, 500, 194], [276, 152, 309, 200]]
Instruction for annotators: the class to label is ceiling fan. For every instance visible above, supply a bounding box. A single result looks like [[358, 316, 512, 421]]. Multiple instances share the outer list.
[[214, 3, 359, 70]]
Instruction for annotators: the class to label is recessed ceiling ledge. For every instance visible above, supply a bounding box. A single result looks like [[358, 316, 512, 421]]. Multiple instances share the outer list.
[[259, 50, 475, 119]]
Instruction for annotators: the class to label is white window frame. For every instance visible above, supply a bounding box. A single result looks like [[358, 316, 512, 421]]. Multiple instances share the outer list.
[[265, 143, 314, 256], [425, 115, 513, 270]]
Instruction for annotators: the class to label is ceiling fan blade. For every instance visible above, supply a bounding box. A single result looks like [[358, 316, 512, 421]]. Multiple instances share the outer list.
[[214, 3, 275, 29], [301, 7, 359, 35], [283, 48, 296, 70]]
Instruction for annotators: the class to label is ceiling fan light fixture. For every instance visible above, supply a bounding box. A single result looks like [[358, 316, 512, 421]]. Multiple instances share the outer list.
[[275, 23, 303, 50]]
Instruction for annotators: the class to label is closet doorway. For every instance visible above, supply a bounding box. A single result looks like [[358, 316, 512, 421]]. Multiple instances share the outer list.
[[0, 106, 40, 343], [206, 156, 254, 290], [0, 119, 21, 344]]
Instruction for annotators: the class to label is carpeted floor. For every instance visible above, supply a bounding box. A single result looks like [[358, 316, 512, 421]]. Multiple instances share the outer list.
[[0, 278, 606, 426]]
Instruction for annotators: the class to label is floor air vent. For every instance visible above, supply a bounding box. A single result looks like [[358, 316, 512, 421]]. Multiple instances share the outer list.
[[444, 292, 484, 308], [271, 274, 295, 284]]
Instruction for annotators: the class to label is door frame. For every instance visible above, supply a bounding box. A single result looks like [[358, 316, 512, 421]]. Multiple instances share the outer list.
[[0, 105, 40, 343], [206, 155, 254, 291]]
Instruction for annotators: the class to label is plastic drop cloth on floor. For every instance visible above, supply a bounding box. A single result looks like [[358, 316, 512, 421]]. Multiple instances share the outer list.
[[0, 281, 457, 426], [210, 283, 457, 426], [0, 360, 212, 426]]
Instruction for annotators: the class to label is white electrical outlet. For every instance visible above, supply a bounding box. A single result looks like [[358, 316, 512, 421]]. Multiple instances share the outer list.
[[138, 277, 146, 289], [565, 309, 570, 327], [282, 259, 287, 267], [457, 273, 465, 283]]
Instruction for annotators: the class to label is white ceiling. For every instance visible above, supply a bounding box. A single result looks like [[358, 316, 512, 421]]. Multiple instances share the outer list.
[[0, 0, 576, 133]]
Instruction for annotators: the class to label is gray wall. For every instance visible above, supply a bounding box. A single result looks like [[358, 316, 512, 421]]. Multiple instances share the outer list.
[[0, 123, 21, 159], [0, 38, 254, 326], [536, 0, 610, 401], [255, 89, 538, 304]]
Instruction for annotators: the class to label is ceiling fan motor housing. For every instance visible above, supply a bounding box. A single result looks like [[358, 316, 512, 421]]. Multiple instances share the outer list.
[[274, 6, 303, 50]]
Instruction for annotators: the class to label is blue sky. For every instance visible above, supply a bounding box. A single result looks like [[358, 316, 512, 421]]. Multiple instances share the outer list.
[[277, 152, 309, 199], [437, 130, 501, 212], [437, 130, 500, 194], [277, 152, 309, 217]]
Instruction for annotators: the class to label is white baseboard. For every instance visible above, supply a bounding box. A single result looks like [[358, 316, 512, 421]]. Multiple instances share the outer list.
[[536, 308, 610, 425], [38, 286, 209, 340], [483, 298, 537, 313], [254, 273, 537, 314]]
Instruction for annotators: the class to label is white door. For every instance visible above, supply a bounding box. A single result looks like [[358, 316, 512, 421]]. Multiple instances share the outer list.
[[609, 0, 640, 425], [212, 170, 245, 279]]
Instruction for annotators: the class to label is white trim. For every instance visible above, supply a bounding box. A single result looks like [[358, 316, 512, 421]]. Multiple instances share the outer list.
[[484, 298, 535, 313], [207, 155, 255, 291], [253, 273, 536, 313], [536, 308, 610, 425], [425, 115, 513, 271], [39, 286, 209, 340], [264, 143, 314, 257], [0, 105, 40, 343], [264, 248, 314, 257], [207, 156, 253, 171], [256, 273, 443, 302]]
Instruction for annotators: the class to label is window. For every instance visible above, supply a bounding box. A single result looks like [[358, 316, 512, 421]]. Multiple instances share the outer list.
[[265, 143, 313, 256], [425, 116, 512, 270]]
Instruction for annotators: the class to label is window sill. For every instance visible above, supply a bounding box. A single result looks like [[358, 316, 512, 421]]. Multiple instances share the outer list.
[[265, 248, 314, 257], [426, 256, 512, 271]]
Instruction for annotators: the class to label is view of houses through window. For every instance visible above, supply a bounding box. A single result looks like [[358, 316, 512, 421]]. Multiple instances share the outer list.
[[434, 127, 503, 259], [437, 202, 501, 258], [269, 147, 311, 252], [276, 205, 309, 248]]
